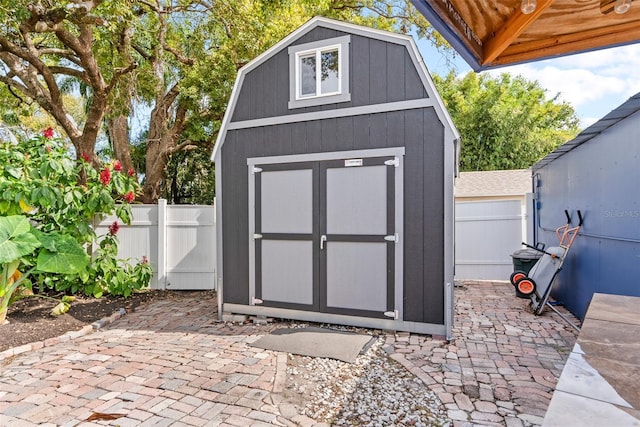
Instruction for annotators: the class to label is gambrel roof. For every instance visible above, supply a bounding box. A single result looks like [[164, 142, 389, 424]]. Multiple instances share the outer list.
[[211, 16, 459, 161]]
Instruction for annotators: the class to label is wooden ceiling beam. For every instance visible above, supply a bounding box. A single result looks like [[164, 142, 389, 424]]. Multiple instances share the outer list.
[[491, 19, 640, 65], [481, 0, 556, 66]]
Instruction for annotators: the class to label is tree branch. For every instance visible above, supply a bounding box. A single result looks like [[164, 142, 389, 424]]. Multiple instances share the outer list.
[[48, 66, 90, 84], [163, 43, 194, 65], [132, 43, 153, 60], [0, 73, 30, 99], [106, 61, 138, 92], [173, 140, 198, 152]]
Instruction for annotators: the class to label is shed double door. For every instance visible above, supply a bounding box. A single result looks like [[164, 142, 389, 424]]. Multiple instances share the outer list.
[[253, 155, 398, 319]]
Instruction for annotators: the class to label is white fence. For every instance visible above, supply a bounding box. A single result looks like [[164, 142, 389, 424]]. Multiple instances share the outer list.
[[94, 199, 216, 290], [455, 197, 532, 281], [94, 197, 528, 287]]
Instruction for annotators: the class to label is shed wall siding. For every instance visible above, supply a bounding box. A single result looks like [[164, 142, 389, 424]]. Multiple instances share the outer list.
[[231, 28, 428, 123], [222, 107, 445, 325]]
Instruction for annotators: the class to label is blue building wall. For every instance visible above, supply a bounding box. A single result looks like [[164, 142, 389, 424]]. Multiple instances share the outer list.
[[533, 108, 640, 319]]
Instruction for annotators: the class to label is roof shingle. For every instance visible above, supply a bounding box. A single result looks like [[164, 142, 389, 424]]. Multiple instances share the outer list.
[[455, 169, 531, 198]]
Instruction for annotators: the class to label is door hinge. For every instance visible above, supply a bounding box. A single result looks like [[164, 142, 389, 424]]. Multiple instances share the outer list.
[[252, 298, 263, 305], [253, 233, 263, 240], [385, 157, 400, 168], [384, 233, 399, 243], [252, 167, 262, 174], [384, 309, 399, 320]]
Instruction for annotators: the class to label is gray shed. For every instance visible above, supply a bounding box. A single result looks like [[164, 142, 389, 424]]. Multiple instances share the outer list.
[[211, 17, 460, 338]]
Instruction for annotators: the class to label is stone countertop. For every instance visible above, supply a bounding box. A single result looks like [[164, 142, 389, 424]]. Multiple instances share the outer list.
[[543, 293, 640, 426]]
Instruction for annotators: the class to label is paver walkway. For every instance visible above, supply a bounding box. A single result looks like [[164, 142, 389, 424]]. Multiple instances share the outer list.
[[0, 281, 578, 426], [387, 281, 579, 426]]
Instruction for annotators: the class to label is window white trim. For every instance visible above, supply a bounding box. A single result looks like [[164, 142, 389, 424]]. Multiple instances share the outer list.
[[288, 35, 351, 109], [295, 45, 342, 99]]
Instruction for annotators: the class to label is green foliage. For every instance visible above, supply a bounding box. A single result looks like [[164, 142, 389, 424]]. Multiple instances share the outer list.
[[0, 131, 136, 243], [0, 216, 41, 264], [84, 224, 153, 298], [0, 131, 150, 300], [433, 72, 580, 171], [163, 148, 215, 205], [0, 215, 90, 323]]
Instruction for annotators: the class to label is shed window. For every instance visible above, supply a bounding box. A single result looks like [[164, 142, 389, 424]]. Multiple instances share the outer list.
[[288, 36, 350, 109]]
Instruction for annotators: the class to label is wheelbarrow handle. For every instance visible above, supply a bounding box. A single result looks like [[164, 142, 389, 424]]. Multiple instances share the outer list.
[[564, 209, 571, 224], [577, 210, 583, 226], [521, 241, 546, 252], [521, 241, 557, 258]]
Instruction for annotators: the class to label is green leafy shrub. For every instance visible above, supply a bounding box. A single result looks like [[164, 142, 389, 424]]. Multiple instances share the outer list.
[[0, 129, 152, 299], [0, 215, 90, 323], [85, 221, 153, 298]]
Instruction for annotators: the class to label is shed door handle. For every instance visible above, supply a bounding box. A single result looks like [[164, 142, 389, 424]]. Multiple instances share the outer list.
[[320, 235, 327, 250]]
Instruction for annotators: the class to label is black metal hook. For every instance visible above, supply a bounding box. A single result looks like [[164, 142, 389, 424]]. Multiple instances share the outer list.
[[565, 209, 584, 226]]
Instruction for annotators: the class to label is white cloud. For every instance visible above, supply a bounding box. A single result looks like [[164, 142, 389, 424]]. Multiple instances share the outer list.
[[420, 39, 640, 128], [483, 44, 640, 127], [548, 44, 640, 72], [488, 64, 625, 107]]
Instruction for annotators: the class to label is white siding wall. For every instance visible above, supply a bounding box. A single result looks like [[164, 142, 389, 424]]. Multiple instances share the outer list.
[[94, 199, 216, 290], [455, 198, 530, 281]]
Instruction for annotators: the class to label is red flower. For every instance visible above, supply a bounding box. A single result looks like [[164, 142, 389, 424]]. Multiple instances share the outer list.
[[43, 127, 54, 139], [100, 167, 111, 185], [124, 190, 135, 203], [81, 152, 90, 163], [141, 256, 148, 264], [113, 160, 122, 172], [108, 221, 120, 235], [127, 168, 135, 177]]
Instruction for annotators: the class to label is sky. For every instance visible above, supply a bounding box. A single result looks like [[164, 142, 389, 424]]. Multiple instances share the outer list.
[[416, 41, 640, 129]]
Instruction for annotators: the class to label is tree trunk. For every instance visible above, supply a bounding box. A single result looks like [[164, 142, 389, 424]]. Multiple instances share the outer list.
[[107, 115, 134, 173], [142, 103, 172, 203], [142, 134, 168, 203]]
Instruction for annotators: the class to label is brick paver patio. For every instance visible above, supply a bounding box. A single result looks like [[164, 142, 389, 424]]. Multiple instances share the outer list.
[[0, 281, 578, 426]]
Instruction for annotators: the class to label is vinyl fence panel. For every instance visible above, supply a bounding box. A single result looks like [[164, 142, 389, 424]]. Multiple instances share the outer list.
[[165, 204, 216, 290], [455, 199, 527, 281], [93, 199, 216, 290]]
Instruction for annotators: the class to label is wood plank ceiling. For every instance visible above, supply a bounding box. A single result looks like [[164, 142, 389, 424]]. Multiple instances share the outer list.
[[410, 0, 640, 70]]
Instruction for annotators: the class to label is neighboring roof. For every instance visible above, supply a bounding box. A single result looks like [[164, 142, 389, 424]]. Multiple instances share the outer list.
[[534, 92, 640, 171], [455, 169, 531, 198], [211, 16, 459, 161], [409, 0, 640, 71]]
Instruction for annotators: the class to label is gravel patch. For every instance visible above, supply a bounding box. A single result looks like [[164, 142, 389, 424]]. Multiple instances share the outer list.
[[286, 336, 449, 426]]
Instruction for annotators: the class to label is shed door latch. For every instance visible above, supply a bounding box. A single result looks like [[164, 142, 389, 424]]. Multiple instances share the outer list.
[[253, 233, 263, 240], [384, 233, 399, 243], [252, 167, 262, 174], [384, 309, 399, 320], [384, 157, 400, 168], [252, 298, 263, 305]]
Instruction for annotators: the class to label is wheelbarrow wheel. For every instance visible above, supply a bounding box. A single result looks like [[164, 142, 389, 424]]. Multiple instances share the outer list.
[[510, 271, 527, 286], [515, 277, 537, 296]]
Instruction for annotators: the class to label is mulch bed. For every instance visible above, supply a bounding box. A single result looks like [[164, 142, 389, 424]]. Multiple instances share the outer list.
[[0, 290, 205, 353]]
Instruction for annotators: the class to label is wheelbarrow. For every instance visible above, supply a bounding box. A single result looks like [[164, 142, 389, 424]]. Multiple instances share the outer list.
[[510, 210, 583, 321]]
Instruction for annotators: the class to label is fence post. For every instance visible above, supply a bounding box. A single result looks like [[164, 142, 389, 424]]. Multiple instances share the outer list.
[[157, 198, 167, 290]]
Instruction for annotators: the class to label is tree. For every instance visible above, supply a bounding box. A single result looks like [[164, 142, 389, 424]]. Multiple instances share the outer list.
[[0, 1, 452, 203], [433, 72, 580, 171]]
